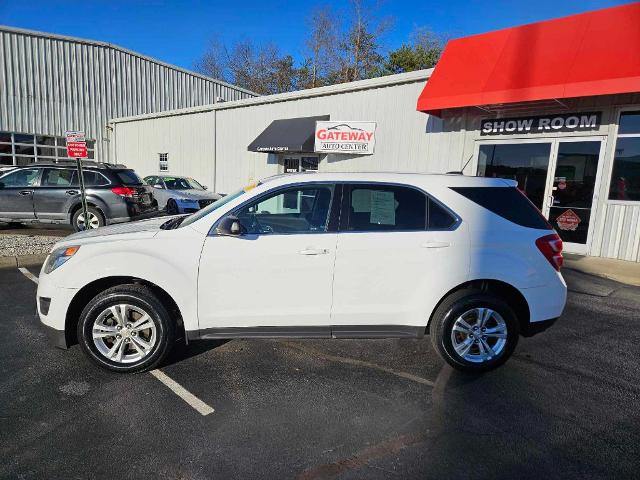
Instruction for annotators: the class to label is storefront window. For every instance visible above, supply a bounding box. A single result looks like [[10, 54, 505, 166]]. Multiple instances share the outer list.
[[477, 143, 551, 210], [609, 112, 640, 201], [0, 130, 97, 165]]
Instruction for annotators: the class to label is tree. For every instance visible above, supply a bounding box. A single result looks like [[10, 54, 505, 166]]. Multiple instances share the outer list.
[[301, 6, 338, 89], [384, 28, 444, 74], [337, 0, 391, 82], [195, 40, 300, 95]]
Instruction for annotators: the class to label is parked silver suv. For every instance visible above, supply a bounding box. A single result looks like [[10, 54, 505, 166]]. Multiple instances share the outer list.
[[0, 162, 159, 231]]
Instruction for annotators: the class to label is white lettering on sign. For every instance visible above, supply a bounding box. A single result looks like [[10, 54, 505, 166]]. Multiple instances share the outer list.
[[65, 130, 87, 158], [315, 121, 376, 155], [480, 112, 601, 135]]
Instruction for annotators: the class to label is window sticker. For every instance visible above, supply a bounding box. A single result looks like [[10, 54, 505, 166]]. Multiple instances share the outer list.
[[370, 190, 396, 225]]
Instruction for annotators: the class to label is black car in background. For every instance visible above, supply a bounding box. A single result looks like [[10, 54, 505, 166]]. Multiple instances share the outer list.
[[0, 161, 158, 231]]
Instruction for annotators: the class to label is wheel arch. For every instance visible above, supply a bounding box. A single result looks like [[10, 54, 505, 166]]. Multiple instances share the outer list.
[[426, 279, 530, 335], [64, 276, 184, 347], [68, 201, 106, 224]]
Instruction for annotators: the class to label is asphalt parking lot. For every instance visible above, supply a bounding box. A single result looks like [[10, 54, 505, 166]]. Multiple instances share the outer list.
[[1, 262, 639, 479]]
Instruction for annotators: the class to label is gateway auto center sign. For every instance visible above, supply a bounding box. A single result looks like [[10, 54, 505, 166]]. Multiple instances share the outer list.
[[315, 121, 376, 155]]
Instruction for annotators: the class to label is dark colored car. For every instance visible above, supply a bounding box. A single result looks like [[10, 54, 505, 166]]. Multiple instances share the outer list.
[[0, 161, 158, 231]]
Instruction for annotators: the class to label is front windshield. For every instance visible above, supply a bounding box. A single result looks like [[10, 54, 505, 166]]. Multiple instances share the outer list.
[[180, 187, 248, 227], [164, 177, 204, 190]]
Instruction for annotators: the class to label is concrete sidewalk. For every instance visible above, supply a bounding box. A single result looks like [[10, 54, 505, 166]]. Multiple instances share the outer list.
[[564, 253, 640, 286]]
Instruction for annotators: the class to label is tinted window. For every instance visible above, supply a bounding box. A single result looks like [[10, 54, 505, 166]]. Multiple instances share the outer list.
[[0, 168, 39, 187], [477, 143, 551, 210], [609, 135, 640, 201], [73, 171, 109, 187], [451, 186, 551, 229], [428, 198, 456, 229], [42, 168, 74, 186], [115, 170, 142, 185], [344, 184, 426, 231], [618, 111, 640, 135], [236, 185, 333, 234]]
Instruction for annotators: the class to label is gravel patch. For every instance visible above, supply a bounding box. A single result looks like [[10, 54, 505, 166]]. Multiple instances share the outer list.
[[0, 234, 59, 256]]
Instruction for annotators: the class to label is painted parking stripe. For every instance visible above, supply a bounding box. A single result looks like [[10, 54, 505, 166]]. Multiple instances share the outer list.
[[149, 369, 214, 416], [18, 267, 39, 284]]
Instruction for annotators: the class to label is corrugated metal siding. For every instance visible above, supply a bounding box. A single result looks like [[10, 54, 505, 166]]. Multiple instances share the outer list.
[[0, 28, 254, 163]]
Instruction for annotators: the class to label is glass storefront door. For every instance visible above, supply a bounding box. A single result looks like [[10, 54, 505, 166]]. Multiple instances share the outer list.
[[543, 139, 605, 253], [475, 137, 605, 254]]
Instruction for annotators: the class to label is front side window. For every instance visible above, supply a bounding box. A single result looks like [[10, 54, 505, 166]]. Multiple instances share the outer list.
[[609, 112, 640, 201], [344, 184, 427, 231], [236, 185, 334, 234], [0, 168, 39, 187]]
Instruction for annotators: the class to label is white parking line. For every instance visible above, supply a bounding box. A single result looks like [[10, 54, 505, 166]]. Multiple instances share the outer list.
[[18, 267, 39, 284], [149, 369, 214, 416]]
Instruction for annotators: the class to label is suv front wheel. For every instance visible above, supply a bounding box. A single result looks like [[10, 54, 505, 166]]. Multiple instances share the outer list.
[[77, 285, 175, 372], [430, 291, 519, 372]]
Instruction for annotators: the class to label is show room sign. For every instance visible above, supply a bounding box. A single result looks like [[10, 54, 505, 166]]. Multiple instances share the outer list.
[[480, 112, 601, 136], [315, 121, 376, 155]]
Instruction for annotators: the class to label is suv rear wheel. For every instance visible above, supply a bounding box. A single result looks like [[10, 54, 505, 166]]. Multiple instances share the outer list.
[[77, 285, 175, 372], [430, 291, 519, 372], [72, 206, 104, 231]]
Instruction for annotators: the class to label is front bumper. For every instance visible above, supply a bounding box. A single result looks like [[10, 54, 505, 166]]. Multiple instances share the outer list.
[[36, 268, 78, 349]]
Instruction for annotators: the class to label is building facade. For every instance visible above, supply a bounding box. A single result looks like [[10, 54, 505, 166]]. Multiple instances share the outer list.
[[109, 4, 640, 262], [0, 26, 255, 167]]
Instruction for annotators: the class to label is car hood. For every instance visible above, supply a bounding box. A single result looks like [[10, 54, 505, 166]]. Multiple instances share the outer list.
[[61, 215, 181, 244], [167, 190, 220, 201]]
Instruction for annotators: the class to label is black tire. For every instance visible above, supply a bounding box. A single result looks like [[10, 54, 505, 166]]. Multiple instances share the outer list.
[[77, 284, 175, 373], [429, 290, 520, 373], [71, 206, 105, 232], [166, 199, 178, 215]]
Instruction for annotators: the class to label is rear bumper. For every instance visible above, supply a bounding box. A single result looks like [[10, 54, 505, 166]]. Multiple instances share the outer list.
[[520, 272, 566, 336]]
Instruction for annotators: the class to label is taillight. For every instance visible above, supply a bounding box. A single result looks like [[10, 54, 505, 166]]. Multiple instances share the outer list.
[[536, 233, 564, 271], [111, 186, 136, 198]]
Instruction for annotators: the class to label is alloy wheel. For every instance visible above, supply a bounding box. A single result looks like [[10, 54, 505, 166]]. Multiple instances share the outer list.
[[450, 307, 508, 363], [92, 304, 157, 364], [76, 211, 100, 230]]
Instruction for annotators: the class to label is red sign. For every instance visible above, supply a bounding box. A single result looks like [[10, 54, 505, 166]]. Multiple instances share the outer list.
[[66, 131, 88, 158], [556, 209, 581, 231]]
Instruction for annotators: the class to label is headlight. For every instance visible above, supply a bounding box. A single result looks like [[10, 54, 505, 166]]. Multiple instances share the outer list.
[[177, 198, 196, 203], [44, 246, 80, 274]]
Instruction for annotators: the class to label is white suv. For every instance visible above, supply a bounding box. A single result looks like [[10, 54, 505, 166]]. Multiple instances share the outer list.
[[37, 172, 566, 373]]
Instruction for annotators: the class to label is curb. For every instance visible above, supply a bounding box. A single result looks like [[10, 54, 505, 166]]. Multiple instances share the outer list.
[[0, 253, 48, 268]]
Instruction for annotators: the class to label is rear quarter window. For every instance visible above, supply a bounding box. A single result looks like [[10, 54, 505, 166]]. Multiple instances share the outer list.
[[451, 186, 551, 230], [114, 170, 143, 186]]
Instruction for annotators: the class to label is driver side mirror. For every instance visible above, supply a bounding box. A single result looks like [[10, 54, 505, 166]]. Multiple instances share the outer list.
[[216, 215, 246, 236]]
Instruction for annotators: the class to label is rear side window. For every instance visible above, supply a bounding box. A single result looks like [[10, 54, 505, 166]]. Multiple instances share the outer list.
[[343, 184, 426, 231], [428, 198, 457, 229], [115, 169, 142, 186], [451, 186, 551, 229], [71, 171, 110, 187]]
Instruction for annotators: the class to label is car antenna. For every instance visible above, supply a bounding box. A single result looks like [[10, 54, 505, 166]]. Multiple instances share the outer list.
[[446, 154, 473, 175]]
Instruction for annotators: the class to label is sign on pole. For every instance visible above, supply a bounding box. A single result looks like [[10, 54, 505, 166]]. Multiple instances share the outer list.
[[65, 131, 91, 230], [314, 121, 376, 155]]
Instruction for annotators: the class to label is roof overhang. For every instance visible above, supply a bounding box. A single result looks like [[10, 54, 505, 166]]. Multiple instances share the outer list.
[[417, 3, 640, 117], [248, 115, 329, 153]]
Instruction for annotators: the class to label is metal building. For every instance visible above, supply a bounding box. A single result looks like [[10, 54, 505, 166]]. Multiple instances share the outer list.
[[0, 25, 255, 166], [109, 4, 640, 263]]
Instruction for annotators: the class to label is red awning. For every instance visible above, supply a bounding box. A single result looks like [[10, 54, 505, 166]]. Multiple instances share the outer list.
[[417, 3, 640, 117]]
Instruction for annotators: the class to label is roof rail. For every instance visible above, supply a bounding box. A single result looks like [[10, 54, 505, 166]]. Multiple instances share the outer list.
[[29, 160, 129, 169]]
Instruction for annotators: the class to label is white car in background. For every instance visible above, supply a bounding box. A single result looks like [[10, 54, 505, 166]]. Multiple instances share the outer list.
[[37, 172, 566, 373], [143, 175, 221, 214]]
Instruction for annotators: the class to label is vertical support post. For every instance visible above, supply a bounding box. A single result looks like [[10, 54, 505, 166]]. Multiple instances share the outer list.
[[76, 158, 90, 230]]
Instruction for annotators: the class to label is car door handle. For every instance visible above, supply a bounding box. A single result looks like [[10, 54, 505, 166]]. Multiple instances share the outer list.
[[66, 190, 79, 195], [421, 241, 450, 249], [299, 248, 330, 255], [18, 190, 33, 196]]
